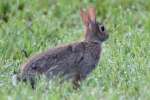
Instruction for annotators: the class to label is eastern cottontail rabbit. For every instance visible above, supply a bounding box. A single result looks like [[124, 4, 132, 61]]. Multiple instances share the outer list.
[[18, 6, 109, 88]]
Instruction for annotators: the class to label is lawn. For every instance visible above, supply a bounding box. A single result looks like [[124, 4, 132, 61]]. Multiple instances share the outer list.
[[0, 0, 150, 100]]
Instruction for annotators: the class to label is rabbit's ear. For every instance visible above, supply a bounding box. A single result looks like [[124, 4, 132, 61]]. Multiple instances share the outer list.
[[87, 6, 96, 23], [80, 9, 90, 26]]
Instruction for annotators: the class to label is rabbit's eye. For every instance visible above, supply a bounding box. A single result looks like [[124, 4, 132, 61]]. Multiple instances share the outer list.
[[99, 25, 105, 32]]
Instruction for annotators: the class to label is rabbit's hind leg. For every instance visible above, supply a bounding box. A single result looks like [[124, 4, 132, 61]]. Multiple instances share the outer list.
[[72, 73, 82, 89], [19, 72, 38, 89]]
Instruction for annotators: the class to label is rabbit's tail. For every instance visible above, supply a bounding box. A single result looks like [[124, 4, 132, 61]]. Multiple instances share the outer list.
[[11, 70, 21, 86], [11, 70, 36, 89]]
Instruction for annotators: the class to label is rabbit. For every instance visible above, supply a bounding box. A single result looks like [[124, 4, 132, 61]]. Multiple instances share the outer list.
[[18, 6, 109, 89]]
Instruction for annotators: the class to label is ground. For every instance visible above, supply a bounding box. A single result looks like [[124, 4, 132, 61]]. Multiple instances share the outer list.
[[0, 0, 150, 100]]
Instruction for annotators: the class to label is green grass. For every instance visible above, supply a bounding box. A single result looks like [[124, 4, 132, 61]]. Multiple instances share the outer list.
[[0, 0, 150, 100]]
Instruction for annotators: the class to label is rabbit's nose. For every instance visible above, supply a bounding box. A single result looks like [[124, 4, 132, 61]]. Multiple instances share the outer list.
[[106, 34, 109, 39], [101, 34, 109, 42], [105, 34, 109, 41]]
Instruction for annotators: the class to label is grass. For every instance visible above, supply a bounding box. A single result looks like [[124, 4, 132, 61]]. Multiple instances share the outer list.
[[0, 0, 150, 100]]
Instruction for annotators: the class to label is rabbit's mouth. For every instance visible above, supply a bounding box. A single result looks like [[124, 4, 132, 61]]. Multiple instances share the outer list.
[[100, 34, 109, 42]]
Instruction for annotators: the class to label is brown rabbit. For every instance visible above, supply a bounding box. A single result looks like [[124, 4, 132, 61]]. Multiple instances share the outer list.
[[18, 6, 109, 88]]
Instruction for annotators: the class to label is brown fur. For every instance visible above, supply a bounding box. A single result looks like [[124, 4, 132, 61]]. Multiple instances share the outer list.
[[18, 6, 109, 88]]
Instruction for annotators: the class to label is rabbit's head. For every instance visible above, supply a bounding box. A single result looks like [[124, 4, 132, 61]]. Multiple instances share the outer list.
[[80, 6, 109, 43]]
